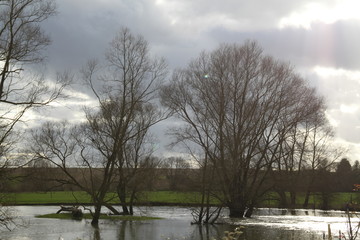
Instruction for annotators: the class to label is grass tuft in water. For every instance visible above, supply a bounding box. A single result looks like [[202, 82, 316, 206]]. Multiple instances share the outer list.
[[36, 213, 162, 221]]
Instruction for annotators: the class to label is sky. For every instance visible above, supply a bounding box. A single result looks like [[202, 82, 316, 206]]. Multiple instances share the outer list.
[[27, 0, 360, 161]]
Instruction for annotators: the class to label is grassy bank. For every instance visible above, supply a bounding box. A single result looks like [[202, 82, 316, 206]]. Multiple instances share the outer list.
[[3, 191, 359, 210], [3, 191, 218, 206]]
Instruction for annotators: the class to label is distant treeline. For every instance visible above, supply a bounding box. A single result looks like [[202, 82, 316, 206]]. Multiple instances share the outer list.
[[1, 167, 195, 193], [3, 160, 359, 197]]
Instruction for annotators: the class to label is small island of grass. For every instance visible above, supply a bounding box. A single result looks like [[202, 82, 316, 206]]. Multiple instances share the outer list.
[[36, 213, 162, 221]]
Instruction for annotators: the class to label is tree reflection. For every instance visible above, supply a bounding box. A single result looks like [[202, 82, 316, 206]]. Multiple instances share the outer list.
[[118, 221, 138, 239], [91, 225, 100, 240], [190, 224, 232, 240], [83, 219, 321, 240]]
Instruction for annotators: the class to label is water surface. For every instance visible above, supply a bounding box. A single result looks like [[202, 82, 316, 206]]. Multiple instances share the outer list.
[[0, 206, 357, 239]]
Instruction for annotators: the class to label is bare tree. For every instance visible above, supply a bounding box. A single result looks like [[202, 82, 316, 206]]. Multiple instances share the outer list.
[[0, 0, 64, 129], [302, 120, 343, 208], [30, 121, 121, 225], [270, 112, 342, 209], [160, 41, 325, 218], [0, 0, 70, 229], [345, 210, 360, 240], [191, 152, 223, 224], [81, 28, 168, 216], [30, 28, 168, 225]]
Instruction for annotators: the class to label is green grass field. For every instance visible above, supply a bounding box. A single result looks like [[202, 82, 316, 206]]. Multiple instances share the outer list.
[[6, 191, 92, 205], [260, 191, 359, 209], [3, 191, 216, 205], [3, 191, 359, 210]]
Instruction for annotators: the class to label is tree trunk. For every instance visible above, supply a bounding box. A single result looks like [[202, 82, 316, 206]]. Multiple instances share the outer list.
[[204, 188, 211, 223], [228, 202, 246, 218], [105, 203, 121, 215], [245, 205, 254, 218], [303, 190, 311, 208], [277, 190, 288, 208], [117, 184, 130, 215], [321, 192, 331, 210], [228, 192, 247, 218], [121, 205, 130, 215], [303, 174, 315, 208], [128, 189, 136, 215], [290, 191, 296, 208], [229, 207, 245, 218], [91, 204, 102, 226]]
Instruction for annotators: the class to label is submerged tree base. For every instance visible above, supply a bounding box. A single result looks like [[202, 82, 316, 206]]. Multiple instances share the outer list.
[[229, 209, 246, 218], [36, 213, 162, 221]]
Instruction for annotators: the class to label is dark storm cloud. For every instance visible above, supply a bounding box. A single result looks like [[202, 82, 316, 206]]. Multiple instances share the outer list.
[[39, 1, 321, 68], [42, 0, 176, 70], [40, 0, 360, 74], [34, 0, 360, 158]]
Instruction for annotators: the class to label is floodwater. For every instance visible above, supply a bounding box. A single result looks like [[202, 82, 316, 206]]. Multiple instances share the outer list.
[[0, 206, 358, 240]]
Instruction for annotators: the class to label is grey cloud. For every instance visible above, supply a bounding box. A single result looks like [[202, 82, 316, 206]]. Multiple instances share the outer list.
[[42, 0, 178, 71], [41, 1, 360, 105], [40, 1, 360, 100], [206, 20, 360, 70], [33, 0, 360, 158], [160, 0, 332, 30], [41, 0, 360, 75], [332, 111, 360, 143]]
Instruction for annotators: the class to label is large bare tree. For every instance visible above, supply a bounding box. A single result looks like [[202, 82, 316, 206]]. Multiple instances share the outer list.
[[82, 27, 168, 215], [0, 0, 69, 229], [160, 41, 326, 218], [31, 28, 167, 224]]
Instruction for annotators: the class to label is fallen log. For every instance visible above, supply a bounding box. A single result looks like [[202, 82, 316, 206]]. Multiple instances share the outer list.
[[56, 205, 83, 219], [56, 205, 79, 214]]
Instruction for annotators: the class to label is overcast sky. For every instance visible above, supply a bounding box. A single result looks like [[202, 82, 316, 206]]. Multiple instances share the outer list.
[[30, 0, 360, 161]]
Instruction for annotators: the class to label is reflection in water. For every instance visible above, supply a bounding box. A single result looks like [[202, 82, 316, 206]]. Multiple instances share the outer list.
[[167, 224, 321, 240], [118, 221, 142, 239], [240, 225, 321, 240], [0, 206, 355, 240], [191, 224, 229, 240], [199, 224, 222, 240], [92, 226, 100, 240], [92, 222, 322, 240], [118, 221, 125, 239], [290, 209, 297, 215]]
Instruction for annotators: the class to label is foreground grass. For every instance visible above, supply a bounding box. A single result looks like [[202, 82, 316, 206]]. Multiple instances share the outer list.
[[36, 213, 162, 221]]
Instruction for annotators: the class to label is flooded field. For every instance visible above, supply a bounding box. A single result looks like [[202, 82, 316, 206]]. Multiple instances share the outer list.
[[0, 206, 357, 239]]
